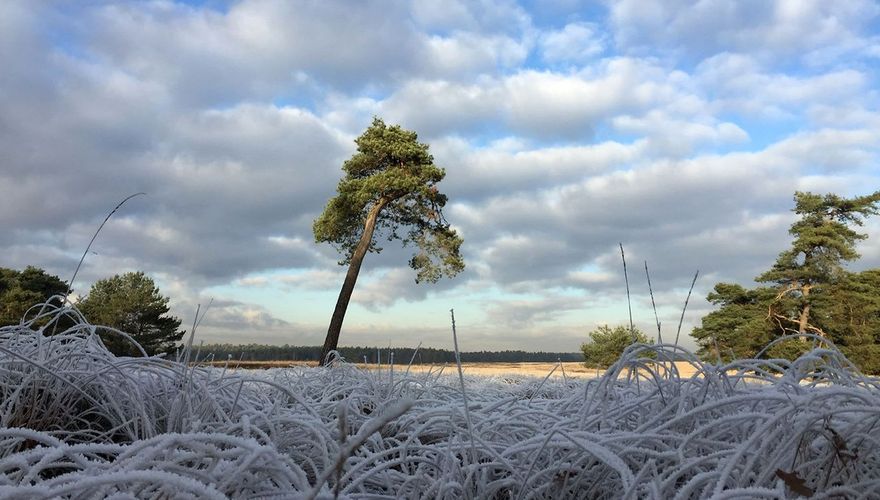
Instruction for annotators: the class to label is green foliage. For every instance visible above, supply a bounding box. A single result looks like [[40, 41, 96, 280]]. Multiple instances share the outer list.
[[0, 266, 70, 326], [815, 269, 880, 373], [78, 272, 184, 356], [757, 190, 880, 334], [691, 284, 774, 362], [694, 190, 880, 372], [695, 271, 880, 368], [313, 117, 464, 283], [581, 325, 651, 368], [759, 191, 880, 284]]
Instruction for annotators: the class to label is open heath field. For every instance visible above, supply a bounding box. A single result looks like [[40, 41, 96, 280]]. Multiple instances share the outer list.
[[209, 360, 703, 379], [364, 361, 702, 379]]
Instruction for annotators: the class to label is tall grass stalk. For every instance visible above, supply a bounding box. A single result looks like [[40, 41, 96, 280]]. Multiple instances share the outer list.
[[675, 270, 699, 348], [645, 261, 662, 344], [450, 308, 477, 468], [619, 243, 635, 342], [67, 193, 145, 300]]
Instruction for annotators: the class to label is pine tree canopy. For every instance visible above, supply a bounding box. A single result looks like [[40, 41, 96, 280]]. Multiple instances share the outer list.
[[78, 271, 184, 356], [313, 117, 464, 283], [692, 190, 880, 371], [758, 191, 880, 286], [581, 325, 651, 368], [0, 266, 69, 326]]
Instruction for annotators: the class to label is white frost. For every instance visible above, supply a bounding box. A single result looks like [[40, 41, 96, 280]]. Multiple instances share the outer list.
[[0, 300, 879, 498]]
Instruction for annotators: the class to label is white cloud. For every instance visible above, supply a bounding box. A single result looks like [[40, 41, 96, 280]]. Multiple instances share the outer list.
[[695, 53, 869, 119], [445, 133, 879, 301], [539, 22, 605, 64], [376, 57, 700, 141], [437, 137, 642, 198], [351, 268, 418, 310], [87, 0, 424, 102], [236, 276, 270, 287], [380, 79, 503, 137], [484, 294, 586, 326], [411, 0, 532, 34], [612, 111, 749, 156], [279, 270, 346, 291], [856, 220, 880, 270], [503, 62, 656, 139], [351, 266, 459, 310], [422, 32, 530, 77], [608, 0, 880, 64], [766, 128, 880, 173]]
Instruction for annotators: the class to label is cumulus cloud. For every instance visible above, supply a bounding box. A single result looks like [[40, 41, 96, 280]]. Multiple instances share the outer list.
[[503, 60, 665, 139], [86, 0, 425, 101], [421, 32, 530, 78], [378, 57, 705, 142], [351, 268, 426, 310], [446, 137, 872, 304], [484, 294, 587, 326], [608, 0, 880, 65], [436, 138, 641, 199], [695, 53, 870, 120], [277, 270, 345, 290], [539, 22, 606, 64], [380, 80, 503, 137], [198, 299, 291, 331], [411, 0, 531, 34]]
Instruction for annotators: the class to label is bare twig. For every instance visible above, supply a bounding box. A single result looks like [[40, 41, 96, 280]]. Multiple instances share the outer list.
[[675, 270, 699, 348], [450, 309, 477, 466], [619, 244, 635, 342], [644, 261, 662, 344]]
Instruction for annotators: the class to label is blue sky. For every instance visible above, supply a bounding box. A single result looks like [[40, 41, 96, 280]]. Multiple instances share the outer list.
[[2, 0, 879, 352]]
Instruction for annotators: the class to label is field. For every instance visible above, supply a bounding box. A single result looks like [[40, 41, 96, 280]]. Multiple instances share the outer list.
[[2, 303, 880, 498], [363, 361, 703, 379], [208, 361, 703, 379]]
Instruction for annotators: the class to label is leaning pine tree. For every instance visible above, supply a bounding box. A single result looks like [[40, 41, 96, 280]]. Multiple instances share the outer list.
[[313, 118, 464, 365]]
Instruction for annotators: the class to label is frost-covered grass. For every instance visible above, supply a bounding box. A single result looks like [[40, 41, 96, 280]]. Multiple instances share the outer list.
[[1, 301, 880, 498]]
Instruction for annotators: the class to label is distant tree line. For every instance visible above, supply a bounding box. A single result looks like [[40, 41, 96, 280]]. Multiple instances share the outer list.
[[199, 344, 583, 364]]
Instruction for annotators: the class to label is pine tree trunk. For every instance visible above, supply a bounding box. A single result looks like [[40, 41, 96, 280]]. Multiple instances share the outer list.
[[798, 284, 812, 335], [319, 199, 388, 365]]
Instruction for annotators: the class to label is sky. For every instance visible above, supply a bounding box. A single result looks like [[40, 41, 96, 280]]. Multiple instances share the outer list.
[[2, 0, 879, 353]]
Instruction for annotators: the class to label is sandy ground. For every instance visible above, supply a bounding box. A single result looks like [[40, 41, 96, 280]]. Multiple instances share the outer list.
[[212, 360, 703, 379], [366, 361, 702, 379]]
